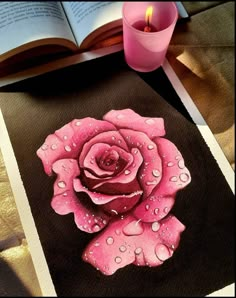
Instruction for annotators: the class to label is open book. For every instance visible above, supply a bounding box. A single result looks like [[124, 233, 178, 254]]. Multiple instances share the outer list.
[[0, 2, 189, 83], [0, 2, 123, 74]]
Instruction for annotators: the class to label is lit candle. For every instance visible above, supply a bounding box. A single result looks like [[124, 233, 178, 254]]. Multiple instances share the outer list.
[[132, 6, 157, 32], [122, 2, 178, 72], [144, 6, 153, 32]]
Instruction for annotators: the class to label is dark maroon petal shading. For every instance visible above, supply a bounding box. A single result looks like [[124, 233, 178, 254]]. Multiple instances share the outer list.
[[103, 109, 166, 139], [119, 129, 162, 197], [133, 137, 191, 222], [73, 177, 142, 206], [37, 118, 116, 175], [51, 159, 110, 233], [82, 214, 185, 275], [102, 190, 142, 214]]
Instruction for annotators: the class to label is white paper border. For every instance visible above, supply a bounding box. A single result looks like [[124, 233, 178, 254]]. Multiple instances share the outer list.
[[0, 110, 57, 296]]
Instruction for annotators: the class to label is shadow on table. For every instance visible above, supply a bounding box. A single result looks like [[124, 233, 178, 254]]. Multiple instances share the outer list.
[[0, 259, 31, 296]]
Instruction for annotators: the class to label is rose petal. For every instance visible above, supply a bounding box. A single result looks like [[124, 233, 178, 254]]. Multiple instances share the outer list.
[[103, 109, 166, 139], [37, 118, 116, 175], [119, 129, 162, 197], [52, 159, 80, 196], [52, 159, 110, 233], [133, 195, 175, 222], [154, 137, 191, 195], [133, 137, 191, 222], [73, 177, 142, 206], [82, 214, 185, 275], [102, 190, 142, 214]]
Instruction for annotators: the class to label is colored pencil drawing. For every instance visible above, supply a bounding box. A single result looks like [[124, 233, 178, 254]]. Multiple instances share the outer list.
[[37, 108, 191, 275]]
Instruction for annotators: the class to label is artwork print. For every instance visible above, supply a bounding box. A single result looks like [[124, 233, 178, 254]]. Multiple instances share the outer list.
[[37, 108, 191, 275]]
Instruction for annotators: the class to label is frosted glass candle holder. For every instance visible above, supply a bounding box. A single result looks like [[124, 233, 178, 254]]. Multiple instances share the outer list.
[[122, 2, 178, 72]]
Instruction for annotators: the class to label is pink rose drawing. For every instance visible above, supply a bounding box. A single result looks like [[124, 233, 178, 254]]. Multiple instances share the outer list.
[[37, 109, 191, 275]]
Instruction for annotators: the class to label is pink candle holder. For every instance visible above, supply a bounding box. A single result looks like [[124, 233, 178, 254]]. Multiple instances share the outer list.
[[122, 2, 178, 72]]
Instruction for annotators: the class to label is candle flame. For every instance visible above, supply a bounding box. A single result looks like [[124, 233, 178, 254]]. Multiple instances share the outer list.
[[145, 6, 153, 26]]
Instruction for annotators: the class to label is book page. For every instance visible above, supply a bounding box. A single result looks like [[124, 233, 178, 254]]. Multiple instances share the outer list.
[[62, 2, 123, 48], [0, 2, 77, 59]]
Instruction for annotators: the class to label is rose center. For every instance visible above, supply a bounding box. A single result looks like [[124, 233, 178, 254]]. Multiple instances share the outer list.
[[98, 150, 119, 171]]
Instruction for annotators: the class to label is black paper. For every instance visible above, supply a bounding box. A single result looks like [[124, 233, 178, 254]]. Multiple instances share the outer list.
[[0, 51, 234, 297]]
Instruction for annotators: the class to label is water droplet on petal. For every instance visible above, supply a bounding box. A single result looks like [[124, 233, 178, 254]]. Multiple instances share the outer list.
[[134, 247, 142, 255], [180, 173, 189, 182], [145, 204, 150, 210], [115, 229, 121, 235], [75, 121, 81, 126], [152, 169, 160, 177], [178, 159, 185, 169], [115, 256, 122, 264], [72, 142, 77, 147], [123, 220, 144, 236], [63, 192, 67, 196], [63, 135, 68, 140], [151, 221, 160, 232], [146, 180, 157, 186], [133, 149, 138, 155], [170, 176, 178, 182], [106, 236, 114, 245], [119, 245, 127, 252], [164, 207, 169, 213], [51, 144, 57, 150], [41, 144, 48, 150], [124, 170, 131, 175], [94, 242, 100, 247], [102, 219, 107, 225], [145, 119, 155, 125], [147, 144, 154, 150], [155, 244, 171, 261], [167, 162, 174, 167], [92, 224, 100, 232], [58, 181, 66, 188], [65, 145, 71, 152], [154, 208, 159, 215]]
